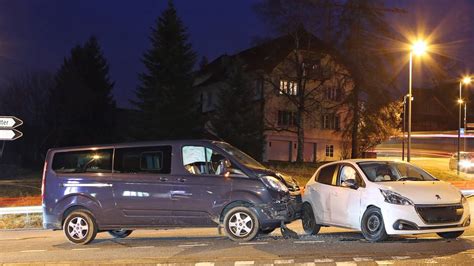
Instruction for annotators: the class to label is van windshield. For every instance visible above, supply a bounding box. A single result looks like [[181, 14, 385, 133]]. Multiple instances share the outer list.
[[357, 161, 437, 182], [214, 142, 265, 169]]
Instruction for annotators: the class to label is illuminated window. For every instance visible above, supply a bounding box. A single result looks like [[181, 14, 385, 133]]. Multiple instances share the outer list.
[[326, 145, 334, 157], [279, 80, 298, 95]]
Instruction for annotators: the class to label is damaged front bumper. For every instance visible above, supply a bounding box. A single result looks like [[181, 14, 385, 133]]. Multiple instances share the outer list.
[[253, 195, 302, 228]]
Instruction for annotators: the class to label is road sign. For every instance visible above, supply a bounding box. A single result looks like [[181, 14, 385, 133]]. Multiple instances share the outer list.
[[0, 116, 23, 129], [0, 129, 23, 140]]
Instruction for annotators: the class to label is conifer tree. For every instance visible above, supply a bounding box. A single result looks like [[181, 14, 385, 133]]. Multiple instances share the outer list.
[[133, 0, 200, 139]]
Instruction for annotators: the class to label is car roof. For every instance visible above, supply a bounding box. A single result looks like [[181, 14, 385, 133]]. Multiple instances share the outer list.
[[48, 139, 224, 152], [324, 159, 410, 165]]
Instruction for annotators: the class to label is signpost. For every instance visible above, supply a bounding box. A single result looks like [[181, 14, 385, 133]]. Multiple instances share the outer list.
[[0, 116, 23, 141]]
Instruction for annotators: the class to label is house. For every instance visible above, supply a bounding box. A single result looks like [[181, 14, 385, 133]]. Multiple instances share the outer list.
[[194, 31, 354, 162]]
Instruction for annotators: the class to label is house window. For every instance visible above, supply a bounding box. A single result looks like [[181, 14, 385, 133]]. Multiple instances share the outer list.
[[326, 86, 341, 101], [279, 80, 298, 96], [278, 110, 297, 126], [325, 145, 334, 157], [322, 114, 340, 130]]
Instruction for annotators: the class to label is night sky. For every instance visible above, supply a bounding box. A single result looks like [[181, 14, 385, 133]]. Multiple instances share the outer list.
[[0, 0, 473, 107]]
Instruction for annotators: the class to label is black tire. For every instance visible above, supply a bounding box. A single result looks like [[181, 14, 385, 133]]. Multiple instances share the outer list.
[[259, 227, 277, 235], [63, 210, 97, 245], [361, 207, 388, 242], [301, 203, 321, 235], [108, 229, 133, 239], [223, 206, 259, 242], [437, 231, 464, 239]]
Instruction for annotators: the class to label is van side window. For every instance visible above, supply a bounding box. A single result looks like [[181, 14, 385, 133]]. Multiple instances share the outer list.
[[316, 164, 337, 185], [182, 146, 245, 176], [52, 149, 113, 173], [114, 146, 172, 174]]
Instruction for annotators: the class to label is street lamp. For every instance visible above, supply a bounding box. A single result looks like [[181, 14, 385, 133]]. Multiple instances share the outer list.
[[457, 76, 472, 175], [407, 40, 428, 162]]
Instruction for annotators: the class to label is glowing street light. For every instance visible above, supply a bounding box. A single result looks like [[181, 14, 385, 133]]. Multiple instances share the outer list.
[[407, 40, 429, 162], [458, 76, 473, 174]]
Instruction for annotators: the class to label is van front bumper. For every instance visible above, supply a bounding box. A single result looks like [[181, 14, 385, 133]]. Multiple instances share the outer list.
[[254, 196, 302, 228]]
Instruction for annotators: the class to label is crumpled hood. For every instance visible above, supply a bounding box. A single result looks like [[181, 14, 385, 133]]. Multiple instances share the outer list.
[[250, 167, 300, 191], [376, 181, 462, 205]]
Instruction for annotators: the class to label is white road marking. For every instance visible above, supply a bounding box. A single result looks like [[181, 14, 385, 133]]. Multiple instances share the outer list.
[[391, 256, 410, 260], [71, 247, 100, 251], [20, 249, 46, 253], [238, 242, 268, 245], [178, 243, 208, 248], [422, 258, 438, 264], [375, 260, 395, 265], [294, 240, 325, 244], [462, 235, 474, 239], [195, 262, 215, 266], [274, 259, 294, 264], [132, 246, 155, 249], [335, 262, 356, 266], [314, 258, 334, 263], [353, 257, 373, 262], [235, 261, 255, 265]]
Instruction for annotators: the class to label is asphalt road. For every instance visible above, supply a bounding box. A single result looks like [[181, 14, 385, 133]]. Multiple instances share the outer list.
[[0, 197, 473, 266]]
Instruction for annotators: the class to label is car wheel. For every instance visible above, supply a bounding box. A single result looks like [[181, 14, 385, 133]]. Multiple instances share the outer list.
[[108, 229, 133, 239], [259, 227, 277, 235], [63, 210, 97, 245], [361, 207, 388, 242], [437, 231, 464, 239], [224, 206, 259, 242], [301, 203, 321, 235]]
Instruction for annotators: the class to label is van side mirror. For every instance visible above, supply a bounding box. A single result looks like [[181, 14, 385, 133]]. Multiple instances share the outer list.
[[342, 179, 358, 189]]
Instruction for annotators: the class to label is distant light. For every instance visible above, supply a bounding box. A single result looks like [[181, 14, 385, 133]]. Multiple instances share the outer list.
[[462, 76, 472, 85], [412, 40, 428, 56], [458, 99, 464, 104], [92, 154, 101, 160]]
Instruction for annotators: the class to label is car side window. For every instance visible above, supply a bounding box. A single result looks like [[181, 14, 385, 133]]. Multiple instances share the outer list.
[[338, 165, 364, 187], [114, 146, 172, 174], [52, 149, 113, 173], [182, 146, 245, 176], [316, 164, 337, 185]]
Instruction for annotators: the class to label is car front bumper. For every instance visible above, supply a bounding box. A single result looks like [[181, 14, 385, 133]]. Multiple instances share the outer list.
[[381, 200, 471, 235]]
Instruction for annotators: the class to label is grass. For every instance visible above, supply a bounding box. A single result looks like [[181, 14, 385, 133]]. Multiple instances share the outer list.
[[0, 214, 42, 229], [264, 161, 325, 185], [0, 179, 42, 198]]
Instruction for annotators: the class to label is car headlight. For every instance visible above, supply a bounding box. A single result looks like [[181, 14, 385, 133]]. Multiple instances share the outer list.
[[461, 194, 467, 205], [261, 175, 289, 193], [380, 189, 413, 205], [459, 160, 474, 168]]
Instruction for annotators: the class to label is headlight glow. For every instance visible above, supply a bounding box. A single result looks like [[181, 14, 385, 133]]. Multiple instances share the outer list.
[[459, 160, 474, 168], [260, 175, 289, 193], [380, 189, 413, 205]]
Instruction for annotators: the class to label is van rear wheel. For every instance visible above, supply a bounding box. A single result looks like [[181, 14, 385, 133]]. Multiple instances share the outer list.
[[108, 229, 133, 238], [63, 210, 97, 245], [224, 206, 259, 242]]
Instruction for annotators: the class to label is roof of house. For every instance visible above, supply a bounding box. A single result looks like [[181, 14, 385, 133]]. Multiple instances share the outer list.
[[194, 29, 334, 87]]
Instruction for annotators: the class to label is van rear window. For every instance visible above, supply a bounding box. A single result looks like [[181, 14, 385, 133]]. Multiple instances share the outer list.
[[114, 146, 172, 174], [52, 149, 113, 173]]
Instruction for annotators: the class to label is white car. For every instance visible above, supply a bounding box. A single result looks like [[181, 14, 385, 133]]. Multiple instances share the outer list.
[[302, 160, 471, 242]]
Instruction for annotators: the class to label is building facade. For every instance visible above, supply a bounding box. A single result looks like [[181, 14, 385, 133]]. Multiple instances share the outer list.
[[195, 32, 353, 162]]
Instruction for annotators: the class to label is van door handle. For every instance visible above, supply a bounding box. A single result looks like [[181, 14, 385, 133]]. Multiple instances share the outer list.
[[159, 177, 168, 182], [178, 177, 186, 182]]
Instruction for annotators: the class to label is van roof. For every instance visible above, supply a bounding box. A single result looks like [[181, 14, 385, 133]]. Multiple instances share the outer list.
[[48, 139, 223, 152]]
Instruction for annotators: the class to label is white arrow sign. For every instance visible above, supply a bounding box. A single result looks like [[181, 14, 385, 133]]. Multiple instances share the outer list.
[[0, 116, 23, 129], [0, 129, 23, 140]]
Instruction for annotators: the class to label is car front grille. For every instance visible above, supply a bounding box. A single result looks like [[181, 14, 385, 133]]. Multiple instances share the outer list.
[[415, 204, 463, 224]]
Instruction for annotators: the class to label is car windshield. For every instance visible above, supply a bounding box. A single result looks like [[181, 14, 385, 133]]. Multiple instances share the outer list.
[[214, 142, 265, 169], [357, 161, 437, 182]]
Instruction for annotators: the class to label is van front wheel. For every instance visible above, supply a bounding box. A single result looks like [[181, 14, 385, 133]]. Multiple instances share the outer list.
[[108, 229, 133, 238], [63, 210, 97, 245], [224, 206, 259, 242]]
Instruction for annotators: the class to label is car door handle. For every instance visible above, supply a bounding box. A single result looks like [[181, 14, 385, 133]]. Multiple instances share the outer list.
[[159, 177, 168, 182], [177, 177, 187, 182]]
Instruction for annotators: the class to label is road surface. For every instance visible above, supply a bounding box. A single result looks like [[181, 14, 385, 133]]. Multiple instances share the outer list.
[[1, 197, 473, 265]]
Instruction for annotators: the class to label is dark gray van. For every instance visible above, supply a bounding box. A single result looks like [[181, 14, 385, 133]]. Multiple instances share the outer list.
[[42, 140, 301, 244]]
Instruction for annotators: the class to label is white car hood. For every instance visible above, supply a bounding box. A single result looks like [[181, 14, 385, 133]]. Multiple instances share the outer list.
[[376, 181, 462, 205]]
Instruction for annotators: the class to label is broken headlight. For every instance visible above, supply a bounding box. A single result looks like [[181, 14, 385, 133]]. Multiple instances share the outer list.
[[261, 175, 289, 193]]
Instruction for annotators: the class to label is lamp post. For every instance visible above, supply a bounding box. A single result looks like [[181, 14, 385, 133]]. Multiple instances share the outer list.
[[407, 40, 428, 162], [458, 76, 472, 175]]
